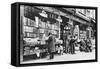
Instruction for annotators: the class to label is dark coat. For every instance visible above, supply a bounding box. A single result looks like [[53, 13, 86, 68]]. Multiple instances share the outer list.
[[47, 35, 56, 53], [69, 39, 76, 54], [69, 39, 76, 47]]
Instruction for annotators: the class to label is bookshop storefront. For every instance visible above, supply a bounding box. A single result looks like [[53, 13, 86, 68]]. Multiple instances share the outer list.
[[20, 5, 62, 61]]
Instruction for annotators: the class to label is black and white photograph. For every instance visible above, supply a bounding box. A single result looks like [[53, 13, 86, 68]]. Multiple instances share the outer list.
[[0, 0, 100, 68], [19, 4, 97, 64], [11, 2, 97, 67]]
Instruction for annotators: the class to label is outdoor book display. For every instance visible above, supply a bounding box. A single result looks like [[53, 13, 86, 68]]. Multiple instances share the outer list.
[[22, 14, 60, 60], [11, 2, 97, 67], [20, 5, 61, 61]]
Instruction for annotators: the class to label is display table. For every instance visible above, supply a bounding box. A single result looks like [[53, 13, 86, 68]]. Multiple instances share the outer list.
[[23, 44, 48, 61]]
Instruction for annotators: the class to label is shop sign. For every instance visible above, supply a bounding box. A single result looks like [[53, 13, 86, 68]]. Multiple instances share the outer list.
[[68, 19, 73, 26], [39, 10, 48, 18], [74, 25, 79, 35], [75, 10, 90, 21], [56, 16, 62, 22], [71, 15, 87, 24]]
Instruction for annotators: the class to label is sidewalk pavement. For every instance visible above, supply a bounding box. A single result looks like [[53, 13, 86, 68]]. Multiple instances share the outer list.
[[21, 49, 95, 64]]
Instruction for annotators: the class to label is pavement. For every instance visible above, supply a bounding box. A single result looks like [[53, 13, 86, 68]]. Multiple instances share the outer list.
[[21, 49, 95, 64]]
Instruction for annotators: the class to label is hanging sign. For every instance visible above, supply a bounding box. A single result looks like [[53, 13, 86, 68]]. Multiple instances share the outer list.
[[56, 16, 62, 22], [39, 10, 48, 18]]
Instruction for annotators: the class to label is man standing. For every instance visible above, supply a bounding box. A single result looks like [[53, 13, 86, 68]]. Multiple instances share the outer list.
[[69, 36, 76, 54], [65, 37, 69, 54], [47, 33, 56, 59]]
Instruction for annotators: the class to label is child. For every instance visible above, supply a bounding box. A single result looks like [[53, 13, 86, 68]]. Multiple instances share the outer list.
[[60, 45, 63, 55], [57, 44, 63, 55], [34, 47, 40, 58]]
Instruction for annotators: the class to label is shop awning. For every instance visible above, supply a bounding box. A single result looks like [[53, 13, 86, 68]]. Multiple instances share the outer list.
[[24, 6, 42, 20], [24, 6, 59, 23], [75, 12, 90, 22]]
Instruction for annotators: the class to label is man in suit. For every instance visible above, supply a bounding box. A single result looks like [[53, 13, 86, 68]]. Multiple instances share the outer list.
[[69, 36, 76, 54]]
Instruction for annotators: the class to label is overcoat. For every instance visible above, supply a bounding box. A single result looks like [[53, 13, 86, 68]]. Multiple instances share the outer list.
[[47, 35, 56, 53]]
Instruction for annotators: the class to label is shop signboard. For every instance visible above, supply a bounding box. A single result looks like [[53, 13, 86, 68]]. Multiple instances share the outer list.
[[39, 10, 48, 18]]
